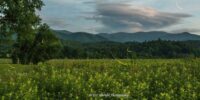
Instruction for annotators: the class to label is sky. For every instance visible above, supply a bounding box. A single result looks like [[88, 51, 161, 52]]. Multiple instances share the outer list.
[[39, 0, 200, 34]]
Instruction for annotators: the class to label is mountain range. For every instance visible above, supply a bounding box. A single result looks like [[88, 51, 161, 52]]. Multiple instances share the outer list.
[[52, 30, 200, 43]]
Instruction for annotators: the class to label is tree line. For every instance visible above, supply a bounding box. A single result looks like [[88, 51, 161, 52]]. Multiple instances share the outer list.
[[62, 40, 200, 59]]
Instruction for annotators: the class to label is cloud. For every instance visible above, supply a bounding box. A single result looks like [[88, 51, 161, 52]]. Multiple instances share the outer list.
[[171, 28, 200, 34], [47, 0, 92, 5], [42, 16, 69, 29], [88, 3, 191, 33]]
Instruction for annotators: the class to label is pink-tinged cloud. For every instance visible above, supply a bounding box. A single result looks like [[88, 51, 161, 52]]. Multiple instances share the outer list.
[[88, 3, 191, 33]]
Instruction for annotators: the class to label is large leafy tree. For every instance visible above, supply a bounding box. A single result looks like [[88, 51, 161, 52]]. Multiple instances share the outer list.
[[0, 0, 44, 64], [0, 0, 43, 36], [1, 0, 62, 64], [29, 24, 63, 64]]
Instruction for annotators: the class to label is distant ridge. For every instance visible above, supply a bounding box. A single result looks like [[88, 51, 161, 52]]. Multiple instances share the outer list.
[[53, 30, 108, 43], [52, 30, 200, 43]]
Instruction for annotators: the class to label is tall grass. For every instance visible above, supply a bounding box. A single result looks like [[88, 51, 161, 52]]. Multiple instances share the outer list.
[[0, 59, 200, 99]]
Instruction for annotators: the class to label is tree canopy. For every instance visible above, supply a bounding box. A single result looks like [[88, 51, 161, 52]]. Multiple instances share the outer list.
[[1, 0, 62, 64]]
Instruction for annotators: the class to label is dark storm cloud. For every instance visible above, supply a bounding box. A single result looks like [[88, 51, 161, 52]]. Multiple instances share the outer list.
[[89, 3, 191, 32]]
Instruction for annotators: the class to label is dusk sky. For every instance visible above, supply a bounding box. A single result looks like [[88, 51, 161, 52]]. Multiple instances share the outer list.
[[39, 0, 200, 34]]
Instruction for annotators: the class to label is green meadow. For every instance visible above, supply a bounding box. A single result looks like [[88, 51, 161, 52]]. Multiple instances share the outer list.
[[0, 59, 200, 99]]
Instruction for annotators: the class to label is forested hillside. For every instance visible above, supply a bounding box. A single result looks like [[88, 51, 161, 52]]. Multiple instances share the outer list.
[[62, 40, 200, 59], [53, 30, 200, 42]]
